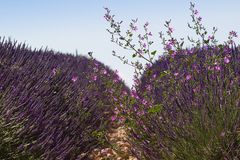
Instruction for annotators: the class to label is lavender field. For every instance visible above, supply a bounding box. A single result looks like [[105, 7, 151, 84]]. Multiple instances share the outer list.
[[0, 1, 240, 160]]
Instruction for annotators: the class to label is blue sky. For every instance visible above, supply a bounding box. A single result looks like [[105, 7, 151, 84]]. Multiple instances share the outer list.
[[0, 0, 240, 87]]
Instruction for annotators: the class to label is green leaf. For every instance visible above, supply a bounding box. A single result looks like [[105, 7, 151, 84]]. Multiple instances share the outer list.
[[218, 44, 223, 48], [168, 50, 174, 54], [132, 54, 137, 58], [204, 39, 209, 44], [180, 41, 184, 47], [151, 50, 157, 55], [218, 44, 224, 52], [148, 104, 163, 114], [146, 70, 152, 76], [159, 70, 169, 78], [125, 119, 137, 129]]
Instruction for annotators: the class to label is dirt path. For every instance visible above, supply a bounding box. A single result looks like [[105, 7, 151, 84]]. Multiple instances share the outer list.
[[89, 121, 137, 160]]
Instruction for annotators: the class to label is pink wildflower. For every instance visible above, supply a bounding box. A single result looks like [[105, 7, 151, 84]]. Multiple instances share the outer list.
[[171, 51, 177, 58], [186, 74, 192, 80], [193, 86, 200, 93], [229, 31, 237, 37], [132, 26, 138, 31], [71, 76, 78, 82], [137, 110, 145, 116], [208, 35, 214, 40], [92, 75, 97, 81], [165, 43, 172, 50], [215, 66, 221, 71], [174, 72, 179, 76], [194, 10, 199, 15], [103, 69, 107, 74], [224, 56, 230, 64], [111, 115, 117, 121], [109, 89, 114, 94], [207, 66, 214, 71], [153, 74, 157, 79], [197, 16, 202, 21], [193, 88, 197, 93], [113, 79, 117, 83], [220, 132, 225, 137], [52, 68, 57, 75], [143, 43, 147, 48], [144, 22, 149, 28], [146, 85, 152, 91], [118, 117, 125, 123], [169, 39, 176, 45], [122, 91, 128, 96], [142, 99, 148, 105], [131, 90, 139, 99]]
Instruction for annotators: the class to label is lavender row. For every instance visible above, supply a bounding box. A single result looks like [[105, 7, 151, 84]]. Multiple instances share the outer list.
[[0, 37, 128, 159]]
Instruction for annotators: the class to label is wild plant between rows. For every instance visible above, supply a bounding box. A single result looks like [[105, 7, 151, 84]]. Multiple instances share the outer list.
[[104, 2, 240, 159]]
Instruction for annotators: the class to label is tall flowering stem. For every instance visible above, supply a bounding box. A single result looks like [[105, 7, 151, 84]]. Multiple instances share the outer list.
[[104, 2, 240, 159]]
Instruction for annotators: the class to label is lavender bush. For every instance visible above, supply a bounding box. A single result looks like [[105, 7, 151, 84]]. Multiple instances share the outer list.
[[131, 45, 240, 159], [105, 2, 240, 159], [0, 38, 128, 159]]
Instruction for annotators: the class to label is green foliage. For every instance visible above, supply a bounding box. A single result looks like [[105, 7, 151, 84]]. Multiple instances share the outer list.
[[148, 104, 163, 114], [0, 97, 38, 159]]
